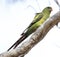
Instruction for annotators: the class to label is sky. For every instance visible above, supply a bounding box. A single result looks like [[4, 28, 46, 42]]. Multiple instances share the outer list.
[[0, 0, 60, 57]]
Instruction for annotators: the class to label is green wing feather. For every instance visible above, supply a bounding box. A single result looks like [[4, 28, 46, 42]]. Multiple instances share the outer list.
[[21, 13, 43, 35], [28, 13, 43, 28]]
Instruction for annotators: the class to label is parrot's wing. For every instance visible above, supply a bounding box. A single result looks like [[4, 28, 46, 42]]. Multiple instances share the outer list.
[[28, 13, 43, 28], [21, 13, 43, 35], [34, 13, 43, 19]]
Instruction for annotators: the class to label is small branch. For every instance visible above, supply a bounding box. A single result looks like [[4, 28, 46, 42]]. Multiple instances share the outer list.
[[0, 11, 60, 57], [54, 0, 60, 9]]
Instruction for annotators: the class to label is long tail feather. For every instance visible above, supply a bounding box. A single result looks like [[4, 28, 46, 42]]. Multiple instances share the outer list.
[[13, 36, 26, 49], [7, 35, 26, 51]]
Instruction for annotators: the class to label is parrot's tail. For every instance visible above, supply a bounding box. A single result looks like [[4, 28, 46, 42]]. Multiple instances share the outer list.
[[7, 34, 26, 51]]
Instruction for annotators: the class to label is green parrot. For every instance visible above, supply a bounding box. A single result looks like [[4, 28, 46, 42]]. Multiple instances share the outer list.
[[7, 7, 52, 51]]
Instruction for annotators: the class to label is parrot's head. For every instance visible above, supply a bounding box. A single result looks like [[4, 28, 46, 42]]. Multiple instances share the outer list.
[[42, 7, 52, 14]]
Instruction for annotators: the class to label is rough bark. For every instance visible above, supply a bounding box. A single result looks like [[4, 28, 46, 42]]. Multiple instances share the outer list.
[[0, 11, 60, 57]]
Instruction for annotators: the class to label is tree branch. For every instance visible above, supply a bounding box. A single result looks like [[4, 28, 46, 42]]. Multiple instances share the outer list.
[[0, 11, 60, 57]]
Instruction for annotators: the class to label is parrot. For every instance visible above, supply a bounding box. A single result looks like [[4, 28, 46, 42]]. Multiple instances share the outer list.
[[7, 7, 52, 51]]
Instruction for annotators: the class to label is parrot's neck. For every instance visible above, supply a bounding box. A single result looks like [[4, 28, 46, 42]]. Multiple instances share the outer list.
[[42, 9, 50, 15], [43, 11, 50, 15], [42, 11, 50, 21]]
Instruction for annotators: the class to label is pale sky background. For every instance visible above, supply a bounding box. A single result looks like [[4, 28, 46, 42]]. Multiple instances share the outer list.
[[0, 0, 60, 57]]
